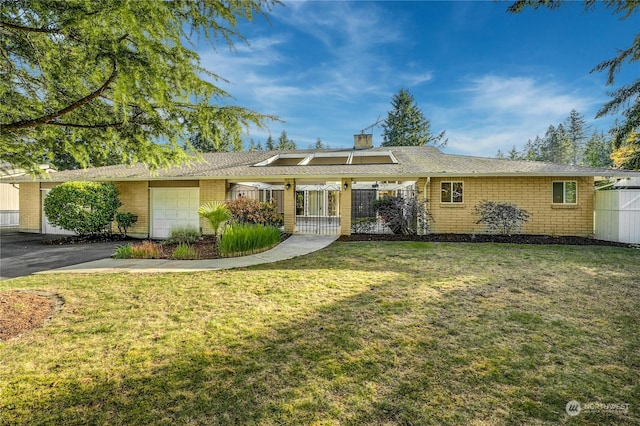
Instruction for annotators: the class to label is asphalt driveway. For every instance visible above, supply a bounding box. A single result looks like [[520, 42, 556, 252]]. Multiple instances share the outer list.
[[0, 230, 123, 280]]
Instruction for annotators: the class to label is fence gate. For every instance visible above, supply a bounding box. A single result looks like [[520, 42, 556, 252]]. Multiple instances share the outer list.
[[351, 185, 420, 234], [595, 189, 640, 244], [295, 187, 340, 235]]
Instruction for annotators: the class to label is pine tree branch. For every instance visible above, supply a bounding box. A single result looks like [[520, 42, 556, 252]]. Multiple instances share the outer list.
[[2, 60, 118, 131]]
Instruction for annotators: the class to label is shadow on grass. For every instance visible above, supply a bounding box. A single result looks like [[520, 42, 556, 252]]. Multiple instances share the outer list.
[[5, 243, 639, 425]]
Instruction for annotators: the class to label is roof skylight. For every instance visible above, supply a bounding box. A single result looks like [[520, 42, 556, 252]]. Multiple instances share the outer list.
[[253, 151, 397, 167]]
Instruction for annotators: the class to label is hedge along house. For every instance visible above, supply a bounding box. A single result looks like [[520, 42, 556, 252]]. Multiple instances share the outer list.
[[13, 142, 640, 239]]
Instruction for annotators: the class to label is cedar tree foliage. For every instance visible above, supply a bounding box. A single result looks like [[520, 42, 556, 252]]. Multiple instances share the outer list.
[[0, 0, 279, 175]]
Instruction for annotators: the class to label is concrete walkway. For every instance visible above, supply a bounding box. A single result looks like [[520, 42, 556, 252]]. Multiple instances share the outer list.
[[37, 234, 339, 275]]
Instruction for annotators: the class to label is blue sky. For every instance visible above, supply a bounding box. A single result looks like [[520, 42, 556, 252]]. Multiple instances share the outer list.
[[198, 1, 638, 157]]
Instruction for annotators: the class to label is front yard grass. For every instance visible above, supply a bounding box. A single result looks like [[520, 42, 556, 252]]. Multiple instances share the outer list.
[[1, 242, 638, 425]]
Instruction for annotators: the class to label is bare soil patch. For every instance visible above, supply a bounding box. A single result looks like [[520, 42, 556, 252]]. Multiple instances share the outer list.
[[0, 290, 64, 341]]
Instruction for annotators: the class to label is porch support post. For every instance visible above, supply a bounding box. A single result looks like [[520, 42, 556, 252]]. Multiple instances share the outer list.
[[417, 177, 429, 235], [340, 178, 352, 236], [283, 178, 296, 234], [199, 179, 227, 235]]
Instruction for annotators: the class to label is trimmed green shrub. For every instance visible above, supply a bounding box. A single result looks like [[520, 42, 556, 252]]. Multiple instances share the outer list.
[[225, 198, 283, 227], [474, 200, 531, 235], [219, 224, 281, 257], [171, 243, 199, 260], [115, 212, 138, 237], [43, 182, 121, 236], [198, 201, 231, 236], [165, 226, 201, 244]]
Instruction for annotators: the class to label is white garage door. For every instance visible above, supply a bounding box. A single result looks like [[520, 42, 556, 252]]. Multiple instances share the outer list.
[[150, 188, 200, 239]]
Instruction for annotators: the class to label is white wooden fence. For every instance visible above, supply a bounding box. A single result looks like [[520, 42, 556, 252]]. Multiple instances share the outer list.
[[594, 190, 640, 244]]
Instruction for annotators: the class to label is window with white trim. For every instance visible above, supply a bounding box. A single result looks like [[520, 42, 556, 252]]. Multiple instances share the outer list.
[[552, 181, 577, 204], [441, 181, 463, 203]]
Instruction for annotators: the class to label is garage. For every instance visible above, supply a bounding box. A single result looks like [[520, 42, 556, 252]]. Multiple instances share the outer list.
[[150, 188, 200, 239]]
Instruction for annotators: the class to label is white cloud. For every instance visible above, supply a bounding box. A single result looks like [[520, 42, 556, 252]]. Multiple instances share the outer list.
[[435, 75, 599, 156], [464, 75, 590, 117]]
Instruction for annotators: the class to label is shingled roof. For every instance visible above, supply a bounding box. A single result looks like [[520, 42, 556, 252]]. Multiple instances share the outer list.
[[13, 146, 640, 182]]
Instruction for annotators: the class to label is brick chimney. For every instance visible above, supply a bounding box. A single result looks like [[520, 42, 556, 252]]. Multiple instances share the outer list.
[[354, 133, 373, 149]]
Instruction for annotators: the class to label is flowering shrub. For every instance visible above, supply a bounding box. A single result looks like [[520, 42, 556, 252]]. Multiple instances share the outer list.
[[225, 198, 283, 227]]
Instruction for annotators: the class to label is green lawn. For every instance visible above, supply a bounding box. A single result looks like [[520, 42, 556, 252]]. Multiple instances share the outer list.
[[1, 242, 638, 425]]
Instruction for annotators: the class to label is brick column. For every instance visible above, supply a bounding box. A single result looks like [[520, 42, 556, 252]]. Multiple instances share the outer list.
[[199, 179, 228, 235], [18, 182, 41, 233], [283, 179, 296, 234], [340, 178, 352, 236], [417, 177, 429, 235]]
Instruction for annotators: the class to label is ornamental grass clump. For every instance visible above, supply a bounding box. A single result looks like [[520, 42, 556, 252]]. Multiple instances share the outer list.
[[171, 243, 199, 260], [112, 243, 133, 259], [165, 226, 201, 244], [218, 224, 281, 257], [130, 241, 163, 259]]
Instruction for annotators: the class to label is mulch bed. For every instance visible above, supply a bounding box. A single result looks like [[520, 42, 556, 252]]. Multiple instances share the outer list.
[[43, 233, 130, 245], [43, 233, 293, 260], [161, 235, 220, 259], [338, 233, 639, 248]]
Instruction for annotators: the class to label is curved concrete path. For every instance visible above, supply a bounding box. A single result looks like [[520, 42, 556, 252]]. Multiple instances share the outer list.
[[37, 234, 338, 275]]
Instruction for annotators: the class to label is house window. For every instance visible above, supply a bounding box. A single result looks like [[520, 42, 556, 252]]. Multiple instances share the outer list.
[[441, 181, 463, 203], [552, 181, 577, 204]]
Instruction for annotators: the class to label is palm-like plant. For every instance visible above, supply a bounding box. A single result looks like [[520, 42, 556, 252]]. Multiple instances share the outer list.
[[197, 201, 232, 237]]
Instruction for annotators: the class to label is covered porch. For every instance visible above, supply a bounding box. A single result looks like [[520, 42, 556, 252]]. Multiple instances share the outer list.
[[226, 179, 422, 236]]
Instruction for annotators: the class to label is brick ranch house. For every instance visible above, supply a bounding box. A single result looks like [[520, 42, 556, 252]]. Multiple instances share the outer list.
[[14, 145, 640, 238]]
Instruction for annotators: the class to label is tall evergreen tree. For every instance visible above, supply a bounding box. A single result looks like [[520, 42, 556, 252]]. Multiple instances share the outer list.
[[314, 138, 324, 149], [582, 130, 613, 168], [0, 0, 277, 175], [265, 134, 275, 151], [507, 145, 520, 160], [381, 89, 446, 147], [544, 124, 571, 164], [276, 130, 296, 150], [188, 125, 243, 153], [564, 109, 589, 165], [522, 138, 542, 161]]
